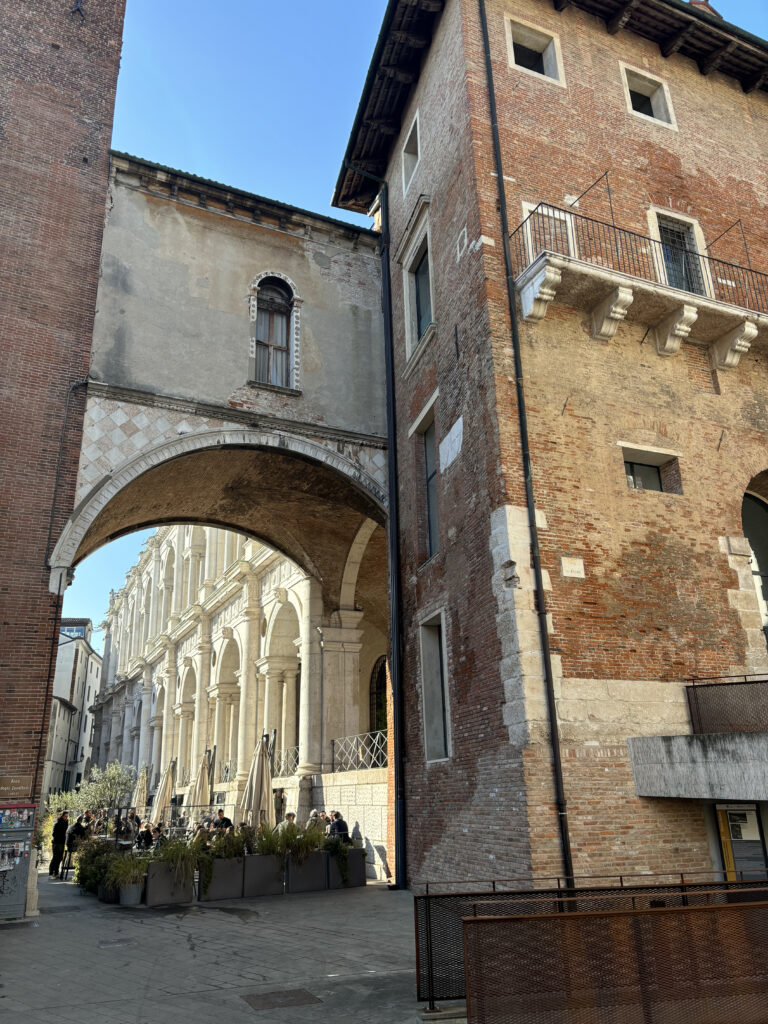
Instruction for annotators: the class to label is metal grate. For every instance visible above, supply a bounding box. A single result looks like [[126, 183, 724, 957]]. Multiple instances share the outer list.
[[414, 874, 768, 1006], [686, 674, 768, 734], [274, 746, 299, 778], [510, 202, 768, 314], [331, 730, 387, 772], [464, 899, 768, 1024], [217, 759, 237, 783]]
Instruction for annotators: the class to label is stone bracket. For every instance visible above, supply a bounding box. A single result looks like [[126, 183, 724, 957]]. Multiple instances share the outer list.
[[519, 259, 564, 322], [710, 319, 758, 370], [591, 286, 634, 341], [653, 303, 698, 356]]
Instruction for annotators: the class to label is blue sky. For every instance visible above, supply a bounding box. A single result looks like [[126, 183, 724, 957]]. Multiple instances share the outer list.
[[62, 0, 768, 649]]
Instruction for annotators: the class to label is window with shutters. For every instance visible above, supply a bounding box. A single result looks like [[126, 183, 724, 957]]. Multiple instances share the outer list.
[[247, 272, 302, 390]]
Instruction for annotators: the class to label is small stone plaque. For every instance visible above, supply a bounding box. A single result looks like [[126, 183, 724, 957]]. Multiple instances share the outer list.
[[561, 556, 585, 579], [243, 989, 322, 1011]]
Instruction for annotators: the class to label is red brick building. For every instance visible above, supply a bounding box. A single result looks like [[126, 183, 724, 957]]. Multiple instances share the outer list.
[[336, 0, 768, 884], [0, 1, 125, 815]]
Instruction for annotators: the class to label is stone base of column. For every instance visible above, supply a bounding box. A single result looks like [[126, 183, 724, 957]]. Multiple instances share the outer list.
[[297, 762, 320, 777]]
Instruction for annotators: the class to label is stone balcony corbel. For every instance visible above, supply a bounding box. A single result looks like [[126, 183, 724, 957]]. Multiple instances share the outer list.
[[710, 319, 758, 370], [591, 286, 634, 341], [653, 304, 699, 356], [518, 256, 567, 322]]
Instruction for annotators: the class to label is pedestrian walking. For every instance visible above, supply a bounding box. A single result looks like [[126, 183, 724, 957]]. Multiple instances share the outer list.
[[49, 811, 68, 877]]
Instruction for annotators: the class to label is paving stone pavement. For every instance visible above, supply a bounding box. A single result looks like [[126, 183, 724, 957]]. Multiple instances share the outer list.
[[0, 871, 423, 1024]]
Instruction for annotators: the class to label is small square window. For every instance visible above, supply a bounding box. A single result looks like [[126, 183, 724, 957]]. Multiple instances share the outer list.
[[625, 461, 662, 491], [402, 113, 420, 194], [622, 65, 675, 126], [621, 444, 683, 495], [506, 18, 564, 84]]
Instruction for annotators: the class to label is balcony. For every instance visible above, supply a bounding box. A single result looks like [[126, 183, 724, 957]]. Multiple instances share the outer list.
[[511, 204, 768, 367], [628, 675, 768, 801]]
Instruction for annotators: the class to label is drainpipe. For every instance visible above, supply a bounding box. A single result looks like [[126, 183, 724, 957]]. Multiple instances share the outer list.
[[477, 0, 574, 886], [344, 162, 407, 889]]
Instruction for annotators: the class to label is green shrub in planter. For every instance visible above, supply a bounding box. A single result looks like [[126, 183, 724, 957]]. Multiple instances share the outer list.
[[152, 839, 198, 892], [198, 830, 247, 898], [74, 839, 119, 894]]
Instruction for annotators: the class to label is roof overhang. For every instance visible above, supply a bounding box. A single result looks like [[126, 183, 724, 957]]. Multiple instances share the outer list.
[[333, 0, 768, 214]]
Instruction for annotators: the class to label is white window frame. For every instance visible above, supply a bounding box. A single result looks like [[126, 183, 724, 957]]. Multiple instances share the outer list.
[[504, 15, 566, 88], [247, 270, 303, 391], [402, 110, 420, 195], [522, 200, 577, 264], [646, 207, 714, 299], [419, 609, 452, 764], [619, 62, 677, 130], [395, 196, 436, 360]]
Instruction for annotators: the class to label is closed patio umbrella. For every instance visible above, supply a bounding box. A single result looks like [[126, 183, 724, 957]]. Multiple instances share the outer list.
[[238, 737, 275, 828], [131, 765, 148, 816], [152, 761, 175, 824], [188, 751, 211, 818]]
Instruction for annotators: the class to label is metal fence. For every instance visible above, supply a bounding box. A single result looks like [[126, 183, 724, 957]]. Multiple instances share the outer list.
[[509, 202, 768, 314], [217, 760, 237, 783], [274, 746, 299, 778], [414, 873, 768, 1007], [686, 674, 768, 734], [463, 898, 768, 1024], [331, 730, 388, 772]]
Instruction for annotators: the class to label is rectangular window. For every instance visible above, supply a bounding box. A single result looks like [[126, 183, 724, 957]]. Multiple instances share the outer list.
[[255, 306, 289, 386], [657, 215, 705, 296], [625, 461, 662, 491], [424, 421, 439, 558], [414, 248, 433, 341], [420, 615, 450, 762], [621, 64, 676, 127], [402, 113, 420, 194], [506, 17, 564, 84]]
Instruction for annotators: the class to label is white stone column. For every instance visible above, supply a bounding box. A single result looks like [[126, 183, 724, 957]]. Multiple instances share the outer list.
[[319, 610, 364, 766], [160, 645, 178, 768], [261, 662, 287, 749], [281, 669, 298, 752], [149, 715, 163, 786], [227, 693, 240, 773], [192, 619, 211, 764], [236, 606, 260, 783], [138, 669, 152, 768], [171, 529, 184, 620], [148, 542, 161, 639], [297, 577, 323, 774], [120, 694, 133, 766]]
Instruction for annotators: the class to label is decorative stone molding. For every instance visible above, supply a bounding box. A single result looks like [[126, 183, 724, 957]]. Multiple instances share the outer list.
[[710, 319, 758, 370], [274, 587, 288, 605], [591, 286, 634, 342], [653, 304, 699, 356], [518, 259, 564, 322], [220, 626, 234, 640], [248, 270, 304, 391]]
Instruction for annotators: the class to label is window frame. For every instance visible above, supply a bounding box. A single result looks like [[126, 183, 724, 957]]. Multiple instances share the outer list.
[[646, 208, 713, 299], [402, 111, 420, 195], [505, 15, 566, 88], [619, 442, 683, 495], [395, 197, 436, 360], [247, 271, 303, 391], [619, 62, 677, 130], [408, 389, 440, 563], [419, 609, 452, 764]]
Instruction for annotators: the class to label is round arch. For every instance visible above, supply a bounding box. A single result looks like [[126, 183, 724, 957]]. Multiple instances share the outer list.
[[49, 428, 387, 612]]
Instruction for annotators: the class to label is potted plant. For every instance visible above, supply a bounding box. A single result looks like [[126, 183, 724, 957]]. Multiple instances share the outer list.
[[145, 840, 196, 906], [243, 825, 284, 898], [282, 823, 327, 894], [198, 829, 245, 901], [106, 855, 148, 906], [74, 838, 120, 899]]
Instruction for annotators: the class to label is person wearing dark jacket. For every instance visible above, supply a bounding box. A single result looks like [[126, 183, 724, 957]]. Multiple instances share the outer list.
[[49, 811, 68, 877], [329, 811, 351, 843]]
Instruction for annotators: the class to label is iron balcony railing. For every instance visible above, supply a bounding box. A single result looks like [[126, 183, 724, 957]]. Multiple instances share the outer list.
[[331, 730, 388, 772], [274, 746, 299, 778], [685, 674, 768, 734], [510, 202, 768, 314]]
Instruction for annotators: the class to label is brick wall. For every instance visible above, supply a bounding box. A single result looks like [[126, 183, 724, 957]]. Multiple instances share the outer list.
[[0, 1, 125, 802], [382, 0, 768, 884]]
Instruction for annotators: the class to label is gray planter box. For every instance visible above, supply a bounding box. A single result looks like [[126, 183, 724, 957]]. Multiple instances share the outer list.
[[243, 854, 283, 897], [327, 847, 367, 889], [119, 882, 143, 906], [97, 881, 119, 904], [199, 857, 245, 901], [285, 851, 328, 893], [145, 861, 195, 906]]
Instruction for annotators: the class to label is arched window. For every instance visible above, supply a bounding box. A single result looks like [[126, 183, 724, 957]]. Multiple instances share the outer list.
[[369, 655, 388, 733], [742, 493, 768, 637], [252, 277, 292, 387]]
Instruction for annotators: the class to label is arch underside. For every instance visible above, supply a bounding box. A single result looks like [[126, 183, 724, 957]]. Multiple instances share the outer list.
[[73, 445, 386, 616]]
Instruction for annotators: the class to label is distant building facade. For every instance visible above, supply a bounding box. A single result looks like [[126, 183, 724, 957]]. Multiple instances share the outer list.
[[91, 525, 391, 878], [41, 620, 101, 797]]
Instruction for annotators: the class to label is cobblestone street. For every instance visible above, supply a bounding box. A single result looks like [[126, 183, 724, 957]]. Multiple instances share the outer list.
[[0, 871, 420, 1024]]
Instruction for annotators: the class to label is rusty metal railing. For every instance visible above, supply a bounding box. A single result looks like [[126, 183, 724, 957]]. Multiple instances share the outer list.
[[464, 897, 768, 1023]]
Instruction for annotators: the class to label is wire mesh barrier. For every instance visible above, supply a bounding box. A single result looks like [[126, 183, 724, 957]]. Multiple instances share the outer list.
[[509, 202, 768, 314], [414, 874, 768, 1006], [463, 899, 768, 1024], [686, 674, 768, 734], [331, 730, 388, 772], [217, 760, 237, 783], [274, 746, 299, 777]]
